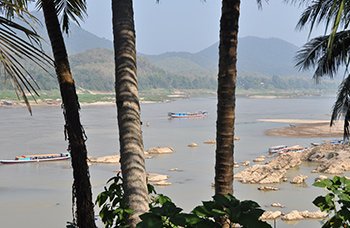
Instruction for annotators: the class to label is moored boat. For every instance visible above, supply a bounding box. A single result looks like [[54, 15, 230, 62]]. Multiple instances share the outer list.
[[168, 111, 208, 118], [278, 145, 305, 154], [0, 153, 70, 164], [268, 145, 287, 153]]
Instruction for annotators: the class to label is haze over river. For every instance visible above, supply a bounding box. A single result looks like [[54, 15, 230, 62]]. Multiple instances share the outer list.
[[0, 95, 343, 227]]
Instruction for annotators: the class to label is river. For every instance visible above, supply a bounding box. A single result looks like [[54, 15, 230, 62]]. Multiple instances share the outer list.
[[0, 95, 342, 227]]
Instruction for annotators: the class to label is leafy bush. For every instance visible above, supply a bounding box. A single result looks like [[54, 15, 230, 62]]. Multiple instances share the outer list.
[[96, 174, 271, 228], [137, 193, 271, 228], [313, 176, 350, 227], [95, 173, 133, 228]]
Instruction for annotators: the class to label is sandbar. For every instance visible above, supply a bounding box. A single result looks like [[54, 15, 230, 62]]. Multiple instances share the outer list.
[[259, 119, 344, 138]]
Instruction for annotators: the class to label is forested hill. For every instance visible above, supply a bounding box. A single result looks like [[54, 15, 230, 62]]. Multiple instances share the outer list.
[[21, 48, 217, 92], [25, 12, 305, 77], [7, 15, 338, 95], [20, 11, 113, 54], [71, 49, 217, 91], [143, 36, 303, 77], [15, 48, 337, 95], [26, 12, 303, 77]]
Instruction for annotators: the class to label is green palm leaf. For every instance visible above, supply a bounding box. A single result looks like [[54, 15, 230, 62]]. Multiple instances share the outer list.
[[36, 0, 87, 34], [0, 3, 53, 114]]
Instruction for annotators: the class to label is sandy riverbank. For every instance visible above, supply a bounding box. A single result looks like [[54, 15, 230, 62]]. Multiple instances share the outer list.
[[259, 119, 344, 138]]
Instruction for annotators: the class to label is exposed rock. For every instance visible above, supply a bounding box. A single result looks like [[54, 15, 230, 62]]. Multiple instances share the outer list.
[[188, 142, 198, 147], [147, 173, 172, 186], [89, 155, 120, 163], [203, 139, 216, 144], [241, 161, 250, 166], [234, 164, 286, 184], [145, 147, 174, 154], [169, 168, 178, 171], [303, 143, 350, 174], [282, 210, 304, 220], [258, 186, 280, 191], [299, 210, 328, 219], [235, 142, 350, 187], [271, 202, 284, 208], [282, 210, 328, 221], [266, 152, 302, 170], [147, 173, 169, 182], [253, 156, 266, 163], [315, 158, 350, 174], [234, 162, 239, 168], [315, 175, 329, 182], [234, 137, 240, 141], [153, 180, 172, 186], [290, 174, 308, 184], [260, 211, 282, 220]]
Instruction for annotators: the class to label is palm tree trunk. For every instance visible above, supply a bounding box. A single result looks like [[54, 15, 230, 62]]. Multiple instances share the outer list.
[[215, 0, 240, 197], [41, 1, 96, 227], [215, 2, 240, 226], [112, 0, 149, 227]]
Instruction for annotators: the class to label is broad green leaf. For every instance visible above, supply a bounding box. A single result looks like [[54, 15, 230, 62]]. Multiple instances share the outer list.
[[239, 213, 272, 228], [169, 214, 187, 226], [192, 205, 212, 217], [136, 217, 164, 228], [313, 196, 328, 210], [162, 201, 182, 216], [211, 208, 227, 218], [213, 194, 231, 207]]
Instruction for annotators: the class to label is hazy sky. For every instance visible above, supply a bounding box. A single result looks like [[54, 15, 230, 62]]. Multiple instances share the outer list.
[[81, 0, 325, 55]]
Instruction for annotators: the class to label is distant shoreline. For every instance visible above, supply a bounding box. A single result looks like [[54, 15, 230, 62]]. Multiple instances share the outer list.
[[0, 91, 335, 109]]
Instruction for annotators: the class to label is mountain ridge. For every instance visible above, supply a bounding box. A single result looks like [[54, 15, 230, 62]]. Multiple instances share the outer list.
[[142, 36, 305, 77], [25, 12, 305, 77]]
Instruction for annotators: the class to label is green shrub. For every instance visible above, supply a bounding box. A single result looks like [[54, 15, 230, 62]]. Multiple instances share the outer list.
[[96, 174, 271, 228], [313, 176, 350, 227]]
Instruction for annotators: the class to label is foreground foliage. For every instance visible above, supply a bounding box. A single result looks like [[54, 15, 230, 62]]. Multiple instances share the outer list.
[[313, 176, 350, 228], [96, 173, 271, 228]]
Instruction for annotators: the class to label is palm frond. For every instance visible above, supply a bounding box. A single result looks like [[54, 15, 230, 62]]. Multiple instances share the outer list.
[[295, 30, 350, 81], [0, 1, 42, 33], [36, 0, 87, 34], [0, 14, 54, 114], [331, 74, 350, 139]]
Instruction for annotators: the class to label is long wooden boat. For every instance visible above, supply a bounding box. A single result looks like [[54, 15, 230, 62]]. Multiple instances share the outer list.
[[0, 153, 70, 164], [278, 145, 305, 154], [168, 111, 208, 118], [268, 145, 287, 153]]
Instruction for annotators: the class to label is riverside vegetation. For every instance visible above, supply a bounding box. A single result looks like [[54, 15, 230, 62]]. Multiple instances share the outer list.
[[0, 47, 339, 105], [92, 173, 350, 228]]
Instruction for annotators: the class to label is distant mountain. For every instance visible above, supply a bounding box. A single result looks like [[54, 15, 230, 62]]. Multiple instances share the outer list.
[[26, 12, 304, 77], [22, 11, 113, 54], [237, 36, 301, 76], [143, 36, 306, 77], [11, 16, 334, 94]]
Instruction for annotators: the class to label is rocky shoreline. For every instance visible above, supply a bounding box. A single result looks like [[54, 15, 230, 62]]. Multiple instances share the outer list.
[[234, 142, 350, 222]]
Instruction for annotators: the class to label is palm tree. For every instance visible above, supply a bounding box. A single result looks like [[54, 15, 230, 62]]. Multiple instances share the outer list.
[[215, 0, 264, 195], [112, 0, 149, 227], [0, 1, 53, 114], [289, 0, 350, 139], [36, 0, 96, 227], [215, 1, 265, 226]]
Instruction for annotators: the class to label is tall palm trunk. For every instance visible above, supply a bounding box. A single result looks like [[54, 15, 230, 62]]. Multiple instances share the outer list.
[[41, 1, 95, 227], [215, 0, 240, 197], [112, 0, 149, 227]]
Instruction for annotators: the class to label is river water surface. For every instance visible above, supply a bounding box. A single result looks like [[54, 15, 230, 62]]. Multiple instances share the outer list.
[[0, 95, 344, 227]]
